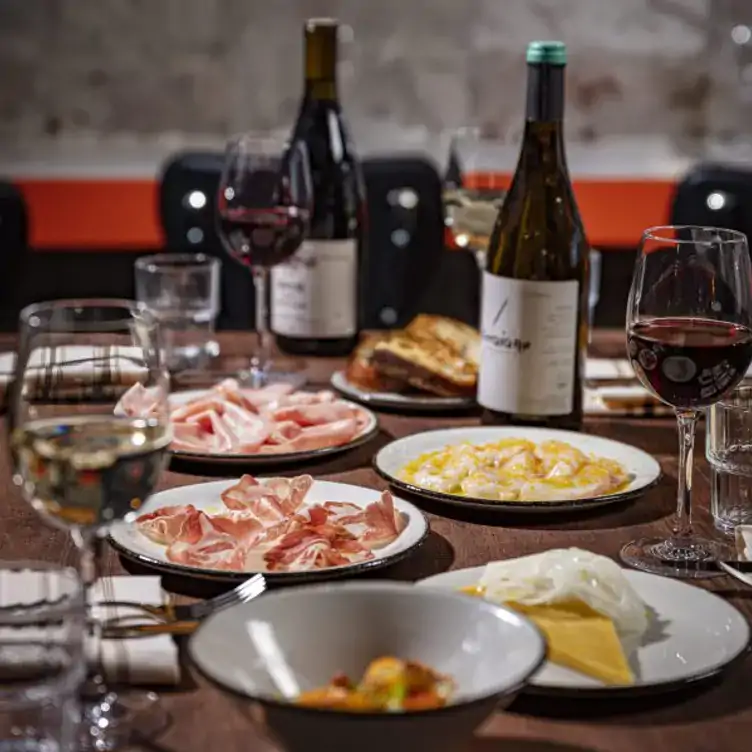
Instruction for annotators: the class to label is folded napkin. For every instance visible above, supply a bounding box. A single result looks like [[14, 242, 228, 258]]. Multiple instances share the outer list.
[[586, 357, 752, 383], [0, 571, 179, 686], [585, 385, 672, 417], [735, 526, 752, 561], [89, 576, 181, 686], [0, 346, 147, 383], [586, 358, 635, 381]]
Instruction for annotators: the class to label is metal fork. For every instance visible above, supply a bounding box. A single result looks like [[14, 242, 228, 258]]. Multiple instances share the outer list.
[[101, 573, 267, 624]]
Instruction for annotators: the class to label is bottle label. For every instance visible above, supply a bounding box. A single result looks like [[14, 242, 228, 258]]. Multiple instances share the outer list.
[[271, 239, 357, 337], [478, 273, 579, 416]]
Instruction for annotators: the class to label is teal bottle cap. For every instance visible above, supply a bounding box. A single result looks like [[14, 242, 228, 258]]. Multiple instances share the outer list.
[[526, 41, 567, 65]]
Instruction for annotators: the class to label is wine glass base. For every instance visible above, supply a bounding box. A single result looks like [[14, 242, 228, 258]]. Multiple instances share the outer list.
[[79, 690, 162, 751], [238, 360, 307, 391], [620, 536, 729, 579]]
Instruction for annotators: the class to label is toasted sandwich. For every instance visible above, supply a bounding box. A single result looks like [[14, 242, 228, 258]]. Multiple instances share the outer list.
[[345, 316, 480, 397], [405, 314, 480, 368], [345, 332, 409, 392], [371, 332, 477, 397]]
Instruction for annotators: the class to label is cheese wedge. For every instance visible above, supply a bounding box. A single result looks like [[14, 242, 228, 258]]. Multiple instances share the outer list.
[[509, 599, 634, 686], [460, 586, 634, 685]]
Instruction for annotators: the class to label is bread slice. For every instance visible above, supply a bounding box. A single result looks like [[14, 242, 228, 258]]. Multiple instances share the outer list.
[[345, 333, 409, 392], [405, 314, 480, 368], [371, 333, 477, 397]]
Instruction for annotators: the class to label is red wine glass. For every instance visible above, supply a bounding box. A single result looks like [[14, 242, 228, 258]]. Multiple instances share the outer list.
[[623, 225, 752, 577], [217, 134, 313, 387]]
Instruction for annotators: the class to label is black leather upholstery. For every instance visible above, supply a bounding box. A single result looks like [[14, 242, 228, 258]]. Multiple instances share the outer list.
[[157, 152, 448, 330]]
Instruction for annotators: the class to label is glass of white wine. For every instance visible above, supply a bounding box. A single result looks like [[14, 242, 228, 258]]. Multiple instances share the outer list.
[[443, 126, 509, 269], [8, 299, 172, 749]]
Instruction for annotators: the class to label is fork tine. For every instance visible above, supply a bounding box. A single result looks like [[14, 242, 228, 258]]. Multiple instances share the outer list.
[[195, 574, 266, 617]]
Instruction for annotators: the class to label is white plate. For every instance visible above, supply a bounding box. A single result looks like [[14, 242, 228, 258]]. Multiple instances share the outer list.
[[374, 426, 662, 514], [167, 389, 379, 466], [418, 566, 751, 697], [330, 370, 476, 412], [109, 478, 429, 584]]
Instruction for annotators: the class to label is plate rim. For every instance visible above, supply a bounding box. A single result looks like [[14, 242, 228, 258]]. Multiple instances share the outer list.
[[108, 478, 430, 584], [167, 388, 379, 465], [330, 370, 476, 411], [417, 565, 752, 698], [373, 426, 663, 513]]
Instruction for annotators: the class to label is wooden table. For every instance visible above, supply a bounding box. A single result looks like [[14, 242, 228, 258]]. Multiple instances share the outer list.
[[1, 331, 750, 752]]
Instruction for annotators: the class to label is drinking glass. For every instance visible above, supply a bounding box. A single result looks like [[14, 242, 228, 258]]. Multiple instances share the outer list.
[[443, 127, 508, 269], [8, 299, 172, 748], [707, 385, 752, 534], [0, 561, 86, 752], [623, 226, 752, 577], [217, 134, 313, 388], [134, 253, 221, 372]]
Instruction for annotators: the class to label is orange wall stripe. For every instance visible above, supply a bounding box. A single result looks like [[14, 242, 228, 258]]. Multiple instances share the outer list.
[[18, 175, 674, 251], [18, 179, 163, 251]]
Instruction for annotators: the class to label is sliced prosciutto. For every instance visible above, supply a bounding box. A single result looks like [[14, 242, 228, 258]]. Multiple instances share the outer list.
[[133, 476, 407, 574], [136, 504, 200, 545], [115, 383, 163, 419], [116, 379, 372, 457], [220, 474, 313, 519]]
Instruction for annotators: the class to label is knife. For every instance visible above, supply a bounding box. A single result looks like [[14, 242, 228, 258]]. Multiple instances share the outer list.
[[679, 559, 752, 576], [102, 620, 199, 640]]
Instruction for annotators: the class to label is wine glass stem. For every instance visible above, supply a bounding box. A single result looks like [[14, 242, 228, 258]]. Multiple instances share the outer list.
[[74, 530, 108, 694], [251, 265, 273, 386], [674, 408, 698, 539]]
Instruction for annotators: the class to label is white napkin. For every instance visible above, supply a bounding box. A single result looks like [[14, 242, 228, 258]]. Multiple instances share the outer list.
[[0, 346, 146, 383], [735, 526, 752, 561], [0, 571, 179, 686], [89, 576, 181, 686], [585, 357, 752, 382], [585, 358, 635, 381]]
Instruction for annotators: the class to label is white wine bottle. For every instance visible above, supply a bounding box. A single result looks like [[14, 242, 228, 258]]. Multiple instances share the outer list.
[[271, 18, 366, 357], [478, 41, 589, 430]]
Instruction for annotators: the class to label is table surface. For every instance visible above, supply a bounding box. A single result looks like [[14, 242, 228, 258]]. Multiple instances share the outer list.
[[2, 330, 750, 752]]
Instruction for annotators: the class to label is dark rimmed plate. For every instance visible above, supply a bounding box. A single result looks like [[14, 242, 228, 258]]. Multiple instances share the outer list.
[[168, 389, 379, 467], [108, 478, 429, 585], [418, 565, 751, 697], [330, 371, 476, 413], [374, 426, 662, 515]]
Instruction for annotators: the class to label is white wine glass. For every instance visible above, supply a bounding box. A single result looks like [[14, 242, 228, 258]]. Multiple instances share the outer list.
[[217, 134, 313, 388], [8, 299, 172, 749], [623, 226, 752, 577], [443, 127, 508, 270]]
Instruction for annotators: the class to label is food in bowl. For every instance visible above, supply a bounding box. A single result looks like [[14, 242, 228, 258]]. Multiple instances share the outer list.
[[462, 548, 649, 685], [297, 657, 455, 711], [399, 438, 629, 501], [188, 582, 547, 752]]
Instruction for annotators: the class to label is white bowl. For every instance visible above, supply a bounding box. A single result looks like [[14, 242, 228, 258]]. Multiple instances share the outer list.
[[189, 582, 546, 752]]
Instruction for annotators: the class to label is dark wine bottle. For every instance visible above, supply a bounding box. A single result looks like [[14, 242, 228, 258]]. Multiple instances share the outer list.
[[271, 18, 366, 357], [478, 41, 589, 430]]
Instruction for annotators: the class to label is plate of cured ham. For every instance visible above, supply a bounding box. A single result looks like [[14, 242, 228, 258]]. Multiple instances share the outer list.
[[116, 378, 379, 466], [108, 474, 429, 582]]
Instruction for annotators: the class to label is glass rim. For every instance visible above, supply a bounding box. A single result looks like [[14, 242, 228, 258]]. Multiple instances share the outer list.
[[223, 131, 292, 152], [642, 225, 748, 246], [19, 298, 158, 331], [135, 252, 220, 273], [715, 384, 752, 409]]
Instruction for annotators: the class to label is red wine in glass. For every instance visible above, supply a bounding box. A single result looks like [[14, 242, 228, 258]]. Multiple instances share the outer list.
[[219, 206, 310, 269], [627, 317, 752, 408]]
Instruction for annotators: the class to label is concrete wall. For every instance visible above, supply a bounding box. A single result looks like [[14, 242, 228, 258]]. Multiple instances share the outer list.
[[1, 0, 751, 163]]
